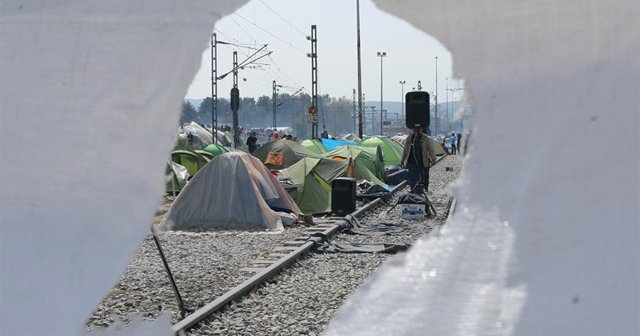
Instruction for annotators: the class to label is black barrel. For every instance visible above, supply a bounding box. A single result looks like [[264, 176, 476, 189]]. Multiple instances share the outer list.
[[331, 177, 356, 216]]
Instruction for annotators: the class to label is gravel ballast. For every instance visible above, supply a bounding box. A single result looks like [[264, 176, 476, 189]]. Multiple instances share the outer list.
[[86, 154, 463, 334]]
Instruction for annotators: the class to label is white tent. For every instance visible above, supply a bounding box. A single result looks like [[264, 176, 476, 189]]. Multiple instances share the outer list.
[[160, 151, 300, 231], [178, 121, 232, 148]]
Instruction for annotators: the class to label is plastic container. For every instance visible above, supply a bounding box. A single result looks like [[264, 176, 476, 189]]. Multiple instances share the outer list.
[[400, 204, 426, 219]]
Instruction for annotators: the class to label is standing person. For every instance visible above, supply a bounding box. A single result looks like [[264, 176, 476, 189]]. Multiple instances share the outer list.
[[449, 132, 457, 155], [457, 132, 463, 154], [270, 130, 280, 142], [401, 128, 437, 194], [440, 137, 449, 155], [246, 131, 258, 153]]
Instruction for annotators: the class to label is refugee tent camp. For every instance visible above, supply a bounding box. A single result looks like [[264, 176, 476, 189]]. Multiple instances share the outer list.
[[161, 152, 301, 231], [357, 136, 404, 166], [279, 157, 351, 214], [300, 139, 328, 154], [252, 139, 322, 169], [170, 150, 208, 177]]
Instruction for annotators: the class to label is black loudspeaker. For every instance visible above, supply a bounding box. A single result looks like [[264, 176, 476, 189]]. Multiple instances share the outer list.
[[405, 91, 430, 129], [331, 177, 356, 216]]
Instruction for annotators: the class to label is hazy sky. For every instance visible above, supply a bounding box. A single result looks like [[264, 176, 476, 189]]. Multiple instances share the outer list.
[[185, 0, 460, 103]]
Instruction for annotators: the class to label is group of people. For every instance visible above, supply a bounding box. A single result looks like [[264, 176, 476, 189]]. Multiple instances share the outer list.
[[247, 125, 454, 197], [440, 132, 463, 155], [245, 130, 296, 153]]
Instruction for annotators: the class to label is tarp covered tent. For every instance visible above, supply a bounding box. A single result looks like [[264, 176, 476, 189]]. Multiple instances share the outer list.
[[161, 152, 301, 231], [166, 161, 189, 194], [280, 157, 351, 214], [391, 133, 408, 146], [358, 137, 404, 166], [177, 121, 232, 148], [340, 133, 362, 142], [171, 150, 208, 177], [324, 145, 388, 189], [300, 139, 329, 154], [320, 138, 357, 151], [252, 139, 321, 169]]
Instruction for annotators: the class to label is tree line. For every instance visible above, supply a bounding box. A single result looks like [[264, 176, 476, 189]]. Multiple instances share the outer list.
[[181, 93, 354, 139]]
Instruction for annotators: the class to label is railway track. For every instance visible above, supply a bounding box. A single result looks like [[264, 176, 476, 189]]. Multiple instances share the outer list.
[[87, 154, 463, 335]]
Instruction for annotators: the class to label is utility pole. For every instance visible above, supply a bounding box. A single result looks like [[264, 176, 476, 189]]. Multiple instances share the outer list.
[[231, 51, 240, 148], [356, 0, 363, 139], [434, 56, 438, 137], [352, 89, 357, 134], [309, 25, 319, 139], [377, 51, 386, 135], [211, 33, 218, 144]]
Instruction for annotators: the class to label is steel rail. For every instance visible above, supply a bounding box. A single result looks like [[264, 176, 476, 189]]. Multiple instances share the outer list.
[[172, 155, 448, 335], [171, 181, 409, 335]]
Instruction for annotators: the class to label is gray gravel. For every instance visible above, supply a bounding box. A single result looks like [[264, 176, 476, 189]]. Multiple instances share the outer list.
[[86, 154, 463, 334]]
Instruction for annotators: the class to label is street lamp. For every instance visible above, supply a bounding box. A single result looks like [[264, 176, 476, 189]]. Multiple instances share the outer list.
[[445, 77, 449, 132], [272, 80, 282, 129], [399, 80, 406, 120], [377, 51, 386, 135]]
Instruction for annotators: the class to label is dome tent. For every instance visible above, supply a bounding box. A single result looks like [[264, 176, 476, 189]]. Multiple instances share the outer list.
[[324, 145, 388, 189], [202, 143, 230, 157], [161, 152, 301, 231], [300, 139, 329, 154], [358, 136, 404, 166], [252, 139, 322, 170], [280, 157, 351, 214], [170, 150, 208, 177]]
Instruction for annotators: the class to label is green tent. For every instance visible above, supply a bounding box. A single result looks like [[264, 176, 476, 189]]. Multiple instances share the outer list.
[[358, 137, 404, 166], [324, 145, 388, 188], [171, 150, 208, 177], [252, 139, 322, 169], [429, 137, 446, 155], [202, 143, 230, 157], [194, 149, 215, 161], [284, 157, 351, 214], [300, 139, 328, 154]]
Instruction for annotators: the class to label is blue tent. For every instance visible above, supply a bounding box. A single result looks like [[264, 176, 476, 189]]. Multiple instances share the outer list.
[[320, 138, 356, 151]]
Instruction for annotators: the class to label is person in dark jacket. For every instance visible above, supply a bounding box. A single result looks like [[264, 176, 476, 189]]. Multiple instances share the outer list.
[[246, 132, 258, 153]]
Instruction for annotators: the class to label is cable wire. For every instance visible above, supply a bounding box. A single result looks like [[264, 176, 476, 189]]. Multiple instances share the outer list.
[[234, 13, 307, 54], [257, 0, 308, 37]]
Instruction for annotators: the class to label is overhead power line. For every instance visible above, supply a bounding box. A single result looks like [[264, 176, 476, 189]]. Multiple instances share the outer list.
[[234, 13, 307, 54], [257, 0, 308, 37]]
